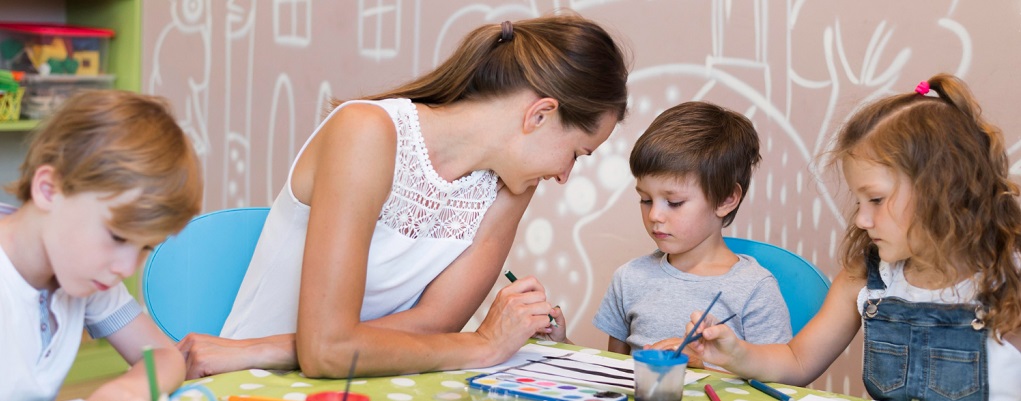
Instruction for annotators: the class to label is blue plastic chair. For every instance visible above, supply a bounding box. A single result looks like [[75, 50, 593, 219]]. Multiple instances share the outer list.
[[143, 207, 270, 341], [723, 237, 831, 335]]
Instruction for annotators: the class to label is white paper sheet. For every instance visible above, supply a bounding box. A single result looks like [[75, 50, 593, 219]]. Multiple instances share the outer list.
[[467, 343, 709, 395]]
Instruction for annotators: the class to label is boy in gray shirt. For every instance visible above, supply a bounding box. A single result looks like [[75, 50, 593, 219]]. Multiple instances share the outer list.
[[592, 101, 791, 358]]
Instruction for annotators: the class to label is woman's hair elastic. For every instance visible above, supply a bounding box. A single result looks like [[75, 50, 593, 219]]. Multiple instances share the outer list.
[[499, 21, 514, 42]]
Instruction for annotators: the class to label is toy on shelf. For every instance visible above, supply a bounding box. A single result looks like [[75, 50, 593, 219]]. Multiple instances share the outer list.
[[0, 23, 116, 120], [0, 22, 113, 76]]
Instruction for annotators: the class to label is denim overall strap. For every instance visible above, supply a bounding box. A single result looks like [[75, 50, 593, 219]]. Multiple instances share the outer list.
[[865, 246, 886, 291], [861, 249, 989, 400]]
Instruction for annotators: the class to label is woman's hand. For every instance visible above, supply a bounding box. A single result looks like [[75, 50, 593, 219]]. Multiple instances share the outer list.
[[177, 333, 297, 379], [533, 305, 571, 343], [474, 276, 556, 364]]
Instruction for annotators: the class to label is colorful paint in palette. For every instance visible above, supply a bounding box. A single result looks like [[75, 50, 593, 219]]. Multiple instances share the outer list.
[[467, 373, 627, 401]]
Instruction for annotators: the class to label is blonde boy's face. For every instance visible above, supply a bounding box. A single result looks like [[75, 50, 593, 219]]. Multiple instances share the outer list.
[[843, 157, 916, 263], [635, 174, 728, 258], [42, 188, 164, 297]]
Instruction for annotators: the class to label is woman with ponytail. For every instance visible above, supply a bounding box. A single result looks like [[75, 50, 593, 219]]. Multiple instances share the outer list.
[[177, 13, 630, 379]]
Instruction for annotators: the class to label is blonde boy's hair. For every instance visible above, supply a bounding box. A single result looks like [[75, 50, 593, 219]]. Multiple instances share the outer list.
[[7, 90, 203, 237]]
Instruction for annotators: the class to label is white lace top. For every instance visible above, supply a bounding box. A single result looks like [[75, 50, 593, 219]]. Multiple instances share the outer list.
[[220, 98, 499, 339]]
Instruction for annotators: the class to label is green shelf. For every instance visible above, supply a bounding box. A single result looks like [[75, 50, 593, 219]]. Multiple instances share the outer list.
[[0, 120, 39, 131]]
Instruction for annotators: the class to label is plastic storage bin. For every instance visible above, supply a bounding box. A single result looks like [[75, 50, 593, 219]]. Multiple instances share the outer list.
[[0, 22, 114, 76], [0, 22, 116, 119], [20, 74, 114, 119]]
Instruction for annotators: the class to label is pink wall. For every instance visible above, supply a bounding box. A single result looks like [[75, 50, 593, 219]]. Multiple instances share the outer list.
[[142, 1, 1021, 397]]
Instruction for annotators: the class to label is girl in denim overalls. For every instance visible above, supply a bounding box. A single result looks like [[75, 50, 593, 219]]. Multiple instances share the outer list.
[[685, 74, 1021, 400]]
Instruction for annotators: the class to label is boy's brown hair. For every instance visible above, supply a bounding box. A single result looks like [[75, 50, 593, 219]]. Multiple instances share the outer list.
[[8, 90, 202, 237], [629, 101, 761, 227]]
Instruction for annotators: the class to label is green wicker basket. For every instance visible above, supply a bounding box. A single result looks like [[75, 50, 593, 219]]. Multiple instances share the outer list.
[[0, 86, 23, 121]]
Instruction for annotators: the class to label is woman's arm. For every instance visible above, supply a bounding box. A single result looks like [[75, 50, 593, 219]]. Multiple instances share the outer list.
[[363, 184, 535, 334], [90, 315, 185, 400], [178, 333, 296, 379], [294, 104, 552, 378], [176, 106, 548, 379], [178, 188, 535, 378], [690, 269, 864, 386]]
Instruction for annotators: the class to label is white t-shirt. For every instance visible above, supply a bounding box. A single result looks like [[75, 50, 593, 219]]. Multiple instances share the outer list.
[[0, 204, 141, 401], [857, 260, 1021, 401], [221, 98, 499, 339]]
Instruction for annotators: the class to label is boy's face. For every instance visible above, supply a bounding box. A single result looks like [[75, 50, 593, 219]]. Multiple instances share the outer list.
[[843, 157, 916, 263], [42, 188, 164, 297], [635, 174, 730, 257]]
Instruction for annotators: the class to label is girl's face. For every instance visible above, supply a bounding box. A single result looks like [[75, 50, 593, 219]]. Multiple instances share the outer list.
[[635, 174, 730, 260], [843, 157, 917, 263], [504, 112, 616, 195], [42, 188, 164, 297]]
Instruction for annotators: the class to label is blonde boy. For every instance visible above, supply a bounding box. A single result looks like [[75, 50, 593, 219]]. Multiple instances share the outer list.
[[0, 90, 202, 400]]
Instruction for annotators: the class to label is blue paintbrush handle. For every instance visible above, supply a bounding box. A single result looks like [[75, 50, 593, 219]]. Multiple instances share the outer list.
[[673, 291, 721, 357], [681, 313, 737, 347], [748, 379, 791, 401]]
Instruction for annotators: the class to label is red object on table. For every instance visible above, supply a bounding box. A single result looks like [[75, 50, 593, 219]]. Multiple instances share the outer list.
[[705, 383, 722, 401], [306, 391, 371, 401]]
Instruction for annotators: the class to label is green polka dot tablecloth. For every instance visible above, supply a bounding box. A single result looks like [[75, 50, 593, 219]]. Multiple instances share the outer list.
[[171, 340, 866, 401]]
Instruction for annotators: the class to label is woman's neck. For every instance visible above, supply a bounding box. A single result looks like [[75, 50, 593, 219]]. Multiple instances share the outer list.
[[415, 91, 537, 182]]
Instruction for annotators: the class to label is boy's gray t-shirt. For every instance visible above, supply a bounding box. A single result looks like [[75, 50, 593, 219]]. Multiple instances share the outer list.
[[593, 250, 792, 352]]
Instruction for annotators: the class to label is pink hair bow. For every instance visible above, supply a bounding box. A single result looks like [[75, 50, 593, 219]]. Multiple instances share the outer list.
[[915, 81, 930, 95]]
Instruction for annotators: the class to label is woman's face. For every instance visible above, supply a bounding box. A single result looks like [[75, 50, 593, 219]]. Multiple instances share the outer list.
[[504, 112, 616, 195]]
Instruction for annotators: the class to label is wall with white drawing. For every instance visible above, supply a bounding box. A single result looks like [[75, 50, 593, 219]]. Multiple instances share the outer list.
[[142, 1, 1021, 397]]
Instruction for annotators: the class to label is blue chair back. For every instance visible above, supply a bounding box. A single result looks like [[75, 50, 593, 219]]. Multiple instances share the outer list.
[[143, 207, 270, 341], [723, 237, 830, 335]]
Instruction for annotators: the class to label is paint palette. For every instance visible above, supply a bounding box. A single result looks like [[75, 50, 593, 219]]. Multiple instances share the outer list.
[[467, 372, 627, 401]]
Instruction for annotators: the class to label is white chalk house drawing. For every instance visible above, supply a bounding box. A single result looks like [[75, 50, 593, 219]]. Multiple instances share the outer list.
[[142, 1, 1021, 397]]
